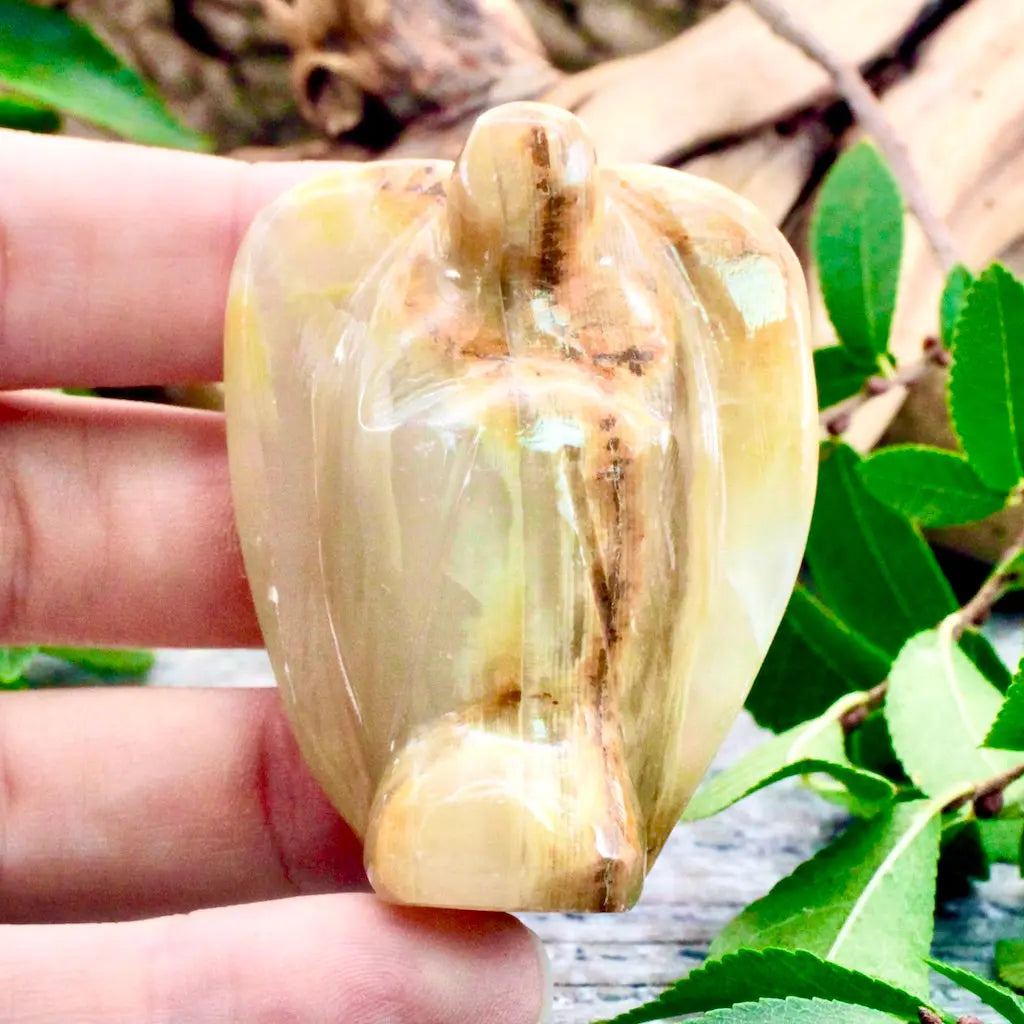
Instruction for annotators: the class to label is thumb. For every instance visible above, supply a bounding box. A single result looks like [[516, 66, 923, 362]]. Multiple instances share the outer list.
[[0, 892, 553, 1023]]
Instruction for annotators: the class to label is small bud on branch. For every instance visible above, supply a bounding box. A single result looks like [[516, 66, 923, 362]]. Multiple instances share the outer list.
[[973, 788, 1004, 820], [943, 763, 1024, 816], [840, 681, 888, 734]]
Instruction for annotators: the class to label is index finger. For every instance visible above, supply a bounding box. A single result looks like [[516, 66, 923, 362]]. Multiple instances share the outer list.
[[0, 130, 343, 389]]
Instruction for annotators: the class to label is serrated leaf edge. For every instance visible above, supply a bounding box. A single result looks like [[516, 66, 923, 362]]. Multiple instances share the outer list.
[[947, 264, 1024, 493]]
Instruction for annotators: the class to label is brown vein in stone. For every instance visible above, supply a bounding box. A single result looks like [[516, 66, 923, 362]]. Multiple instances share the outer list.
[[563, 444, 636, 911], [563, 447, 617, 654], [529, 125, 569, 291], [592, 345, 655, 377]]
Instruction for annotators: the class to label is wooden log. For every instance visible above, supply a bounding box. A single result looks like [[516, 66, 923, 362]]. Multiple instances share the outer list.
[[516, 0, 707, 70], [234, 0, 938, 164], [262, 0, 559, 140], [63, 0, 305, 150]]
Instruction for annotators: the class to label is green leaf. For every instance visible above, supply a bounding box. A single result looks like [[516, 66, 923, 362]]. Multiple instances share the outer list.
[[985, 672, 1024, 751], [812, 142, 903, 363], [40, 646, 155, 677], [948, 263, 1024, 491], [885, 628, 1024, 800], [710, 799, 943, 997], [940, 264, 974, 349], [727, 999, 916, 1024], [979, 818, 1024, 864], [746, 586, 890, 733], [598, 949, 934, 1024], [814, 347, 874, 409], [704, 998, 908, 1024], [0, 0, 209, 149], [847, 711, 907, 783], [856, 446, 1007, 527], [807, 442, 957, 657], [997, 940, 1024, 992], [0, 646, 37, 684], [927, 958, 1024, 1024], [685, 694, 895, 821], [0, 93, 59, 132]]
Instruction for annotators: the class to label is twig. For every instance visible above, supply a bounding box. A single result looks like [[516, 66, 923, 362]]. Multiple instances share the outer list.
[[950, 516, 1024, 638], [744, 0, 960, 274], [839, 681, 888, 733], [840, 515, 1024, 734], [820, 337, 950, 434], [943, 763, 1024, 817]]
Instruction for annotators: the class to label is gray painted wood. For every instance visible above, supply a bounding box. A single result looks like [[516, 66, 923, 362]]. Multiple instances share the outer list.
[[150, 649, 1024, 1024]]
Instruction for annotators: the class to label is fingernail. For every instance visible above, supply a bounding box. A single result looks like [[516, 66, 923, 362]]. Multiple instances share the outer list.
[[407, 910, 553, 1023]]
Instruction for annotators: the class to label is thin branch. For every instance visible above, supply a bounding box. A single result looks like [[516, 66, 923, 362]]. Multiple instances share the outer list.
[[820, 337, 950, 434], [943, 763, 1024, 817], [839, 681, 888, 733], [840, 515, 1024, 735], [744, 0, 961, 274], [950, 515, 1024, 638]]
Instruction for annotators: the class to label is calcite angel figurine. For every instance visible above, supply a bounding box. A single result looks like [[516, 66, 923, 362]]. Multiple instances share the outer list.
[[225, 102, 817, 913]]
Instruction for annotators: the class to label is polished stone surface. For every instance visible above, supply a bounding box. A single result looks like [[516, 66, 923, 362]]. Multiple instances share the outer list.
[[224, 102, 816, 911]]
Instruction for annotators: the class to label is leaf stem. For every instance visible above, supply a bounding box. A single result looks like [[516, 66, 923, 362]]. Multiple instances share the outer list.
[[743, 0, 960, 273]]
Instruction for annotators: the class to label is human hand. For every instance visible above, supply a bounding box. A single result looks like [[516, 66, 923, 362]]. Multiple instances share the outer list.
[[0, 128, 551, 1023]]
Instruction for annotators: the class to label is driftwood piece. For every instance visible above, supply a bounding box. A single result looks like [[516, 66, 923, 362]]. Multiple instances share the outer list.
[[63, 0, 305, 150], [543, 0, 932, 164], [680, 125, 822, 228], [230, 0, 938, 165], [517, 0, 708, 70], [261, 0, 559, 142], [72, 0, 950, 172]]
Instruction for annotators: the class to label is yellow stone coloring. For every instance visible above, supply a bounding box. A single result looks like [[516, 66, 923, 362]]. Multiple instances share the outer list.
[[225, 102, 817, 912]]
